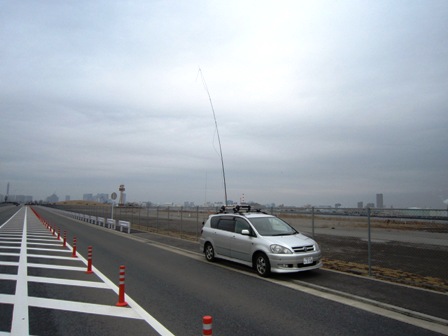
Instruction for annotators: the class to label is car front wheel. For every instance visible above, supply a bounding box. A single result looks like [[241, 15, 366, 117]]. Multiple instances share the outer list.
[[254, 253, 271, 277], [204, 243, 215, 262]]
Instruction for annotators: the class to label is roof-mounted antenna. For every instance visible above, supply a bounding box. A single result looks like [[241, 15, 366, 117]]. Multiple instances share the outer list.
[[198, 68, 228, 206]]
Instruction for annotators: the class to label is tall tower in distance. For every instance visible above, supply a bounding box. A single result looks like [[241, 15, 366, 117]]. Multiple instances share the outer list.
[[119, 184, 125, 206], [5, 182, 10, 202], [376, 193, 384, 208]]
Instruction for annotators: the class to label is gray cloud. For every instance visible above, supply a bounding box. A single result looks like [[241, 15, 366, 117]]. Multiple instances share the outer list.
[[1, 1, 447, 208]]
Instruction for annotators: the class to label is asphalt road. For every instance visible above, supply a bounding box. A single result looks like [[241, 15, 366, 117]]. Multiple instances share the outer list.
[[1, 205, 447, 335]]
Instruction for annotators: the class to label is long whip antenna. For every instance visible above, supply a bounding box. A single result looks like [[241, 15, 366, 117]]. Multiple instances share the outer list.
[[198, 68, 228, 206]]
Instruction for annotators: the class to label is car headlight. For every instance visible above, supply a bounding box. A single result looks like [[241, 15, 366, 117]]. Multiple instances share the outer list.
[[270, 244, 292, 254]]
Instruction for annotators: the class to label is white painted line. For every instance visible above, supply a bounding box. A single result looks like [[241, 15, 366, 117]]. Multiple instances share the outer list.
[[0, 240, 20, 244], [73, 256, 175, 335], [0, 237, 21, 240], [31, 235, 57, 239], [0, 252, 19, 257], [28, 238, 59, 242], [11, 207, 29, 335], [27, 247, 71, 253], [1, 207, 175, 336], [0, 274, 17, 281], [27, 276, 110, 289], [267, 278, 448, 335], [27, 254, 79, 261], [27, 242, 63, 246], [0, 261, 19, 266], [27, 263, 86, 271], [0, 246, 21, 250], [0, 293, 15, 304], [27, 296, 143, 319]]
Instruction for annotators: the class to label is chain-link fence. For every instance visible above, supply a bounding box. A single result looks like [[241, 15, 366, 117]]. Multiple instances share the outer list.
[[270, 207, 448, 291], [47, 204, 448, 292]]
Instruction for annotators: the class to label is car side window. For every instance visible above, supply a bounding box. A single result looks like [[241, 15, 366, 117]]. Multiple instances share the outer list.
[[217, 218, 235, 232], [235, 218, 250, 234], [210, 216, 219, 229]]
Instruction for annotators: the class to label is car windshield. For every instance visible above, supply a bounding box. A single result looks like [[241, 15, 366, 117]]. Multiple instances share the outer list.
[[249, 217, 298, 236]]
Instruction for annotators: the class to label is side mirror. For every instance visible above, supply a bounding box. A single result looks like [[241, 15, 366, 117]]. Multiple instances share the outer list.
[[241, 229, 250, 236]]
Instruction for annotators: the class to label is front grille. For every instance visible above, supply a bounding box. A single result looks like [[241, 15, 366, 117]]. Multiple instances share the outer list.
[[292, 245, 315, 253]]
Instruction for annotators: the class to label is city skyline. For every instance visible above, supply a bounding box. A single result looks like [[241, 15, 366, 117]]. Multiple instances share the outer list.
[[2, 185, 446, 209]]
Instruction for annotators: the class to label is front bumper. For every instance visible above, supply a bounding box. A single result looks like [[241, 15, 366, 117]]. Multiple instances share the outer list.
[[268, 251, 322, 273]]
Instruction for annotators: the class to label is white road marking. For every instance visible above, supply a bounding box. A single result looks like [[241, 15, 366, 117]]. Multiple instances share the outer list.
[[27, 263, 87, 271], [27, 247, 72, 252], [10, 206, 29, 335], [0, 274, 17, 281], [0, 206, 175, 336], [27, 243, 64, 247], [0, 252, 19, 257], [276, 278, 448, 335], [27, 276, 110, 289], [27, 254, 75, 260], [27, 296, 142, 319]]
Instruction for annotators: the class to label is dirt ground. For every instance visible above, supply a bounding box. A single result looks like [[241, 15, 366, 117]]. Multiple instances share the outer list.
[[315, 234, 448, 292]]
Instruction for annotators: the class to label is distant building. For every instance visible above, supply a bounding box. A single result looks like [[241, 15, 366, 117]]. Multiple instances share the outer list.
[[83, 194, 94, 201], [6, 195, 33, 203], [376, 193, 384, 208], [46, 193, 59, 203], [96, 193, 109, 203], [65, 195, 70, 201], [357, 201, 364, 209], [15, 195, 33, 203], [366, 202, 375, 208]]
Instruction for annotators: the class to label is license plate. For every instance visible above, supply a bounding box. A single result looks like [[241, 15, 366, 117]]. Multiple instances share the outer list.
[[303, 257, 313, 265]]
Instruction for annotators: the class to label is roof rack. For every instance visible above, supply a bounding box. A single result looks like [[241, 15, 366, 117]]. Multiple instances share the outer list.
[[217, 205, 267, 215], [218, 205, 250, 214]]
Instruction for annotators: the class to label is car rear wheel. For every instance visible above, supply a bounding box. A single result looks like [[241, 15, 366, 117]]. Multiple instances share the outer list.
[[254, 253, 271, 277], [204, 243, 215, 262]]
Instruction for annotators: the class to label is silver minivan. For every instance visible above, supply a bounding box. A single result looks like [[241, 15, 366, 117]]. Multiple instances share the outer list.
[[199, 207, 322, 277]]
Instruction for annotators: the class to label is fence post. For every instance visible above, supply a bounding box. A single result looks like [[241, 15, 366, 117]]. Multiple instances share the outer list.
[[367, 207, 372, 276], [311, 207, 315, 239], [156, 206, 159, 232], [196, 206, 200, 239], [180, 206, 183, 237], [138, 206, 141, 227]]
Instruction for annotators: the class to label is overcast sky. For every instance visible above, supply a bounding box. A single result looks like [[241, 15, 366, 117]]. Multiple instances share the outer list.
[[1, 1, 447, 208]]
